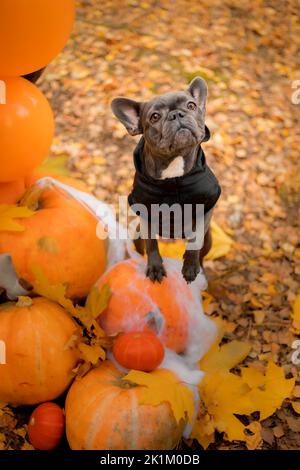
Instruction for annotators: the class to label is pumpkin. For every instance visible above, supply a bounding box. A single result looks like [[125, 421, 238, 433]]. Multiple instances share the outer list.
[[0, 179, 26, 204], [0, 297, 78, 405], [28, 402, 65, 450], [65, 360, 184, 450], [96, 259, 194, 353], [113, 331, 164, 371], [0, 183, 107, 298]]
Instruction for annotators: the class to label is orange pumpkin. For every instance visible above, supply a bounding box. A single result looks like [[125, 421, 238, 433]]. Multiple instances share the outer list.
[[96, 259, 193, 353], [65, 360, 184, 450], [0, 179, 26, 204], [0, 297, 78, 405], [113, 331, 164, 371], [28, 402, 65, 450], [0, 184, 107, 298]]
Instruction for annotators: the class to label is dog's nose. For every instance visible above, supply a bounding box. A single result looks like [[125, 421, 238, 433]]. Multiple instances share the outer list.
[[168, 110, 185, 121]]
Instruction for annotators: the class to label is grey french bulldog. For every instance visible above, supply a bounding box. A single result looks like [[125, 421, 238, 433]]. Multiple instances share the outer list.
[[111, 77, 221, 283]]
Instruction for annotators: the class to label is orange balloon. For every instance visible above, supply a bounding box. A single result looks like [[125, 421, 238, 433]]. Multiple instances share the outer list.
[[0, 0, 75, 76], [0, 77, 54, 182]]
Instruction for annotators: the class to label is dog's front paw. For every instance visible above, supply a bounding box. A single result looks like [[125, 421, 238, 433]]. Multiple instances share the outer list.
[[146, 263, 167, 283], [182, 260, 200, 283]]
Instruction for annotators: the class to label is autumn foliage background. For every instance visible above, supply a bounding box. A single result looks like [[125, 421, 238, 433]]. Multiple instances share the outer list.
[[1, 0, 300, 451]]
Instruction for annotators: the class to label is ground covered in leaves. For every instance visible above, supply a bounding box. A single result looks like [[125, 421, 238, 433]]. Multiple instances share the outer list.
[[1, 0, 299, 451]]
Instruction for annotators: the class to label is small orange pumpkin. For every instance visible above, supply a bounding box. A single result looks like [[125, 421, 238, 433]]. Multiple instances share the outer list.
[[65, 360, 185, 450], [0, 184, 107, 298], [28, 402, 65, 450], [113, 331, 164, 371], [96, 259, 194, 353], [0, 297, 78, 405]]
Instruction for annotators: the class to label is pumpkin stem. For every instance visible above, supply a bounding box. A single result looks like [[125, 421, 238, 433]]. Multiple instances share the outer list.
[[20, 181, 53, 211], [116, 378, 139, 389], [16, 296, 33, 307]]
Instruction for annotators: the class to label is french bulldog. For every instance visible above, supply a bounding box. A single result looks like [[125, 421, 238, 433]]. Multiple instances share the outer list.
[[111, 77, 221, 283]]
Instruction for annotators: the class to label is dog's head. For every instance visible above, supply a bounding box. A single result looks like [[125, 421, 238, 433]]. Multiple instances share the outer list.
[[111, 77, 209, 158]]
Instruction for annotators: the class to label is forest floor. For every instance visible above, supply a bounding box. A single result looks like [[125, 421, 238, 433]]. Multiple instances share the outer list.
[[2, 0, 300, 451]]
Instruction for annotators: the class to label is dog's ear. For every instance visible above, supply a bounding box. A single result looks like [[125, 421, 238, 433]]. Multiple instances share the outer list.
[[187, 76, 208, 113], [111, 98, 143, 136]]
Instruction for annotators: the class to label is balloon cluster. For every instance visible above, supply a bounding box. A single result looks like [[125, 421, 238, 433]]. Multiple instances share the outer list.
[[0, 0, 75, 184]]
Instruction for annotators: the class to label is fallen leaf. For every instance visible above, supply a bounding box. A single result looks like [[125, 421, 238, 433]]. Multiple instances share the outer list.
[[32, 265, 107, 337], [86, 284, 111, 319], [124, 369, 194, 424], [291, 402, 300, 414], [245, 421, 262, 450], [200, 339, 251, 374], [292, 385, 300, 398], [291, 293, 300, 333], [286, 416, 300, 433], [0, 204, 34, 232], [241, 361, 295, 420], [78, 343, 106, 365], [37, 155, 70, 176], [205, 221, 234, 261], [158, 222, 234, 261], [273, 424, 285, 438]]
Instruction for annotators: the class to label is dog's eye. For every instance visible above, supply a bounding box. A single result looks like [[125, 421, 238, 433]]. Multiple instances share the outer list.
[[187, 102, 196, 110], [150, 112, 161, 123]]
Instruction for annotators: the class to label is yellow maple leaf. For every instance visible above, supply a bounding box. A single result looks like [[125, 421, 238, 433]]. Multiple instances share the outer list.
[[199, 371, 254, 442], [0, 204, 34, 232], [32, 265, 77, 314], [158, 221, 233, 261], [85, 284, 111, 319], [195, 323, 294, 449], [196, 362, 294, 446], [190, 413, 215, 450], [241, 361, 295, 420], [31, 265, 106, 337], [200, 339, 251, 374], [291, 293, 300, 334], [205, 221, 234, 261], [124, 369, 194, 424], [78, 343, 106, 365], [37, 155, 70, 176]]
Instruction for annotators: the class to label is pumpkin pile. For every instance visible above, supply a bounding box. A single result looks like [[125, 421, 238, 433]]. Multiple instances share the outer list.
[[64, 257, 214, 450], [96, 258, 196, 353], [0, 0, 216, 451], [0, 247, 212, 450]]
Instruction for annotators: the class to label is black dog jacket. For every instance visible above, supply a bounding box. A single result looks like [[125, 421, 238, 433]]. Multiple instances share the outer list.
[[128, 137, 221, 220]]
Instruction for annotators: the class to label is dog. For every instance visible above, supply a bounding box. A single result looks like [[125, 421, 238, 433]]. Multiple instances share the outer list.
[[111, 77, 221, 284]]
